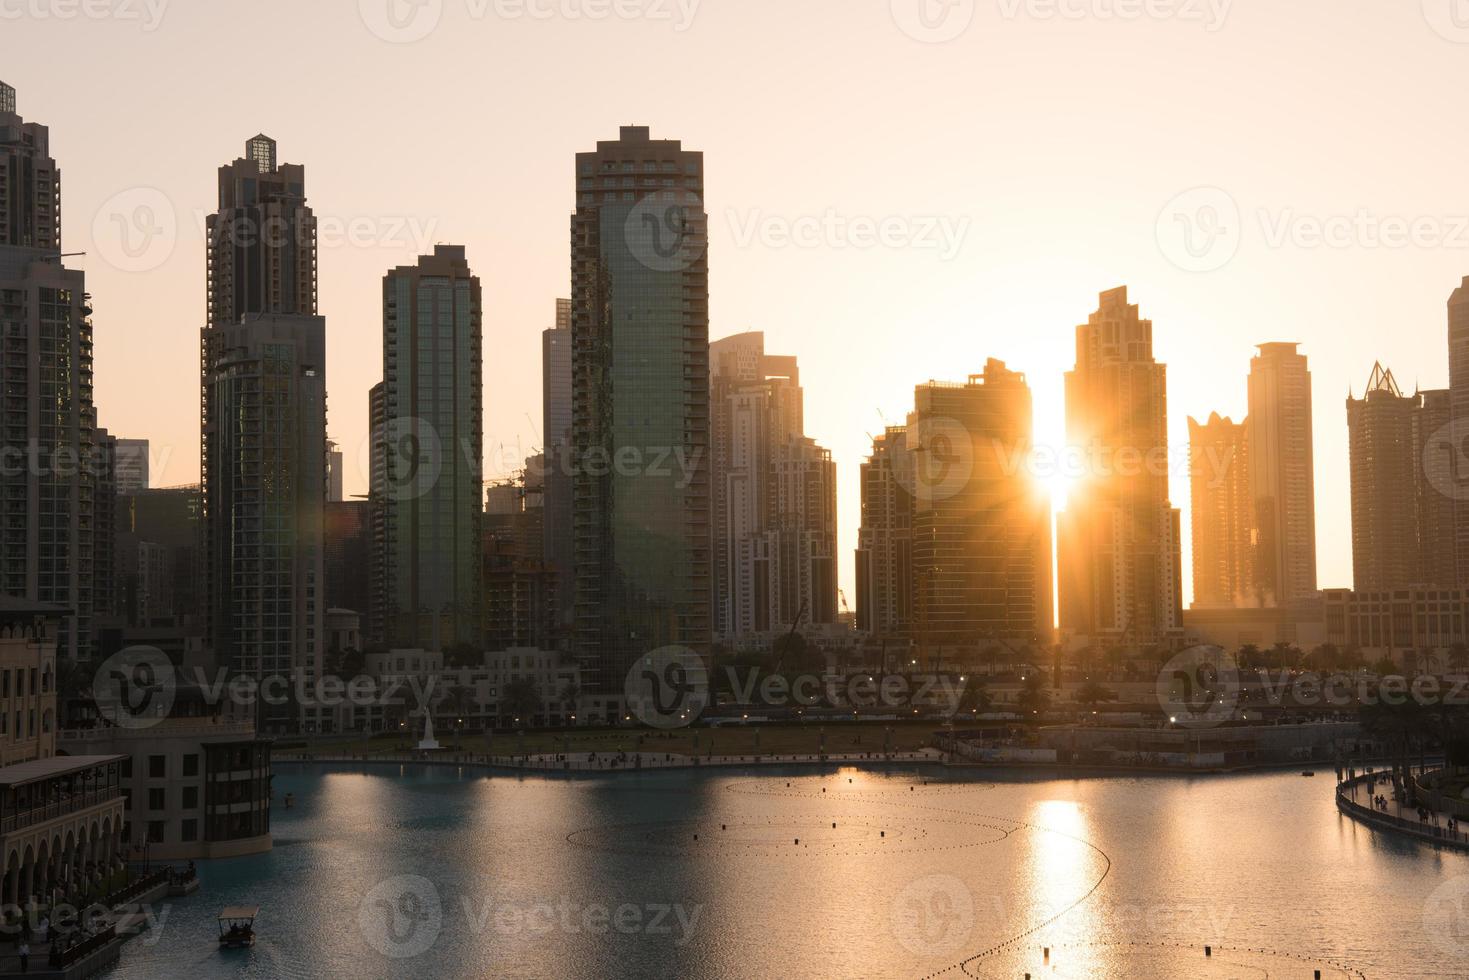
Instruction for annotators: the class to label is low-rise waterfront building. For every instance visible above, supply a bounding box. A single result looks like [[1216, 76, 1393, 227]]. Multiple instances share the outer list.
[[1323, 586, 1469, 669], [0, 598, 126, 908], [61, 684, 271, 861]]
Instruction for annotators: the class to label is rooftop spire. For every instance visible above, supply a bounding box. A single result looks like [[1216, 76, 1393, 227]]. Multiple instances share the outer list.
[[1365, 361, 1402, 397]]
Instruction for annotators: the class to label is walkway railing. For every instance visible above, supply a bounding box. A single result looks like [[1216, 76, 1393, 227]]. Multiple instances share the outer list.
[[0, 788, 122, 834], [1336, 770, 1469, 851]]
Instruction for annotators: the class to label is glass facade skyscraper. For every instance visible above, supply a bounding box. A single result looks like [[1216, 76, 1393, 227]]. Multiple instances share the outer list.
[[374, 245, 483, 651], [201, 137, 326, 731], [0, 82, 98, 661], [571, 127, 711, 697]]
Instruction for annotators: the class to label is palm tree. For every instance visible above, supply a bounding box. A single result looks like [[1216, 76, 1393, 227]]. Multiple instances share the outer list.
[[1448, 643, 1469, 677], [1076, 680, 1116, 711], [502, 677, 542, 728], [437, 683, 475, 736], [1237, 644, 1262, 673], [558, 680, 580, 724]]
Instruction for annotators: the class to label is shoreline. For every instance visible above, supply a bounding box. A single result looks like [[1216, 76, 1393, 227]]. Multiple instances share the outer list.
[[271, 751, 1406, 780]]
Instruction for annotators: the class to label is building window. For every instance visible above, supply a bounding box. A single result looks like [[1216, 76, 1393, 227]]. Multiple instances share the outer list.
[[121, 757, 133, 778], [183, 786, 198, 809], [147, 821, 165, 844], [181, 819, 198, 842], [148, 788, 165, 810], [183, 754, 199, 777], [149, 755, 165, 778]]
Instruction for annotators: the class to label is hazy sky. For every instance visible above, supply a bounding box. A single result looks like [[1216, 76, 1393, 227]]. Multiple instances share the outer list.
[[10, 0, 1469, 605]]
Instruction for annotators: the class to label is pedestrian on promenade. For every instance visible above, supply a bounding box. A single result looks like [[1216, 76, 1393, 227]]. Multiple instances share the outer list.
[[19, 940, 29, 972]]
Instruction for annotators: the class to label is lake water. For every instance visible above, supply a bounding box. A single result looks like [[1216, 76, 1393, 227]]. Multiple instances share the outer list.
[[103, 762, 1469, 979]]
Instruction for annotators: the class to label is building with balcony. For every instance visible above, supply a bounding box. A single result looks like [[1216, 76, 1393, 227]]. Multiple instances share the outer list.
[[61, 684, 272, 861], [0, 598, 125, 909], [571, 126, 712, 695]]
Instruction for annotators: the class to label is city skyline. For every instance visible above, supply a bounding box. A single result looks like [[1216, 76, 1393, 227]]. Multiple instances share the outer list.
[[17, 4, 1469, 609]]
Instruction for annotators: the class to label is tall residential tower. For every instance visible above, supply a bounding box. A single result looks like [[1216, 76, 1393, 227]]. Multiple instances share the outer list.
[[710, 333, 837, 637], [0, 81, 98, 660], [373, 245, 484, 650], [1058, 287, 1183, 647], [1246, 343, 1317, 606], [201, 136, 326, 730], [571, 126, 711, 695]]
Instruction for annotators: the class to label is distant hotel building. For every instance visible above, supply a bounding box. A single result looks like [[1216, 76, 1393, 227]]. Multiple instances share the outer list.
[[0, 81, 101, 661], [710, 332, 837, 637], [1247, 343, 1317, 605], [571, 127, 711, 693], [1187, 413, 1253, 608], [1346, 363, 1423, 592], [1058, 287, 1183, 647], [372, 245, 483, 650], [201, 136, 326, 731]]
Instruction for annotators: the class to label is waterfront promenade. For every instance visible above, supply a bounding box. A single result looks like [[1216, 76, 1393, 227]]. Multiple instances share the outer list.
[[1337, 770, 1469, 852], [275, 748, 947, 773]]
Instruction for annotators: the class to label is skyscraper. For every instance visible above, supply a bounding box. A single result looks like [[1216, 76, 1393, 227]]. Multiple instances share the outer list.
[[1414, 388, 1457, 588], [373, 245, 483, 650], [201, 136, 325, 731], [1447, 277, 1469, 585], [1346, 363, 1420, 592], [710, 332, 836, 636], [571, 126, 711, 695], [542, 297, 574, 634], [325, 440, 343, 503], [1058, 287, 1183, 648], [0, 81, 98, 660], [908, 361, 1053, 653], [1187, 413, 1254, 608], [1246, 343, 1317, 606], [856, 427, 914, 639], [114, 439, 150, 494]]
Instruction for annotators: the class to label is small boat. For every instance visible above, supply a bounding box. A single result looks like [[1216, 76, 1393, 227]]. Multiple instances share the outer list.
[[218, 906, 258, 949]]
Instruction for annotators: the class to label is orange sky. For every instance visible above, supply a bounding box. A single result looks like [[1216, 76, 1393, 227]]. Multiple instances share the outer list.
[[11, 0, 1469, 604]]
